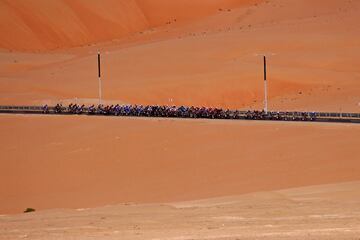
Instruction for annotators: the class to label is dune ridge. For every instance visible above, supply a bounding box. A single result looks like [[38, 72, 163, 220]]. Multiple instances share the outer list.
[[0, 0, 260, 51], [0, 0, 148, 51]]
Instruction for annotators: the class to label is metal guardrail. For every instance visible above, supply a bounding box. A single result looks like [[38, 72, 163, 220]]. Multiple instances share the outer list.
[[0, 105, 359, 124]]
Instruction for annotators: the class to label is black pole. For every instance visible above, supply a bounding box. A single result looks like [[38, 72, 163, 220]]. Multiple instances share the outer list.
[[98, 52, 101, 78], [263, 55, 266, 81]]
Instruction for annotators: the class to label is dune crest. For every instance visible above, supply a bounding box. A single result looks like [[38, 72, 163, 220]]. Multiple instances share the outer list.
[[0, 0, 260, 51], [0, 0, 148, 51]]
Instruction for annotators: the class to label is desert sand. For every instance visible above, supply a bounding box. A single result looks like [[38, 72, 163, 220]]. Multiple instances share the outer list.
[[1, 181, 360, 239], [1, 114, 359, 214], [0, 0, 360, 239], [0, 0, 359, 110], [0, 0, 260, 51]]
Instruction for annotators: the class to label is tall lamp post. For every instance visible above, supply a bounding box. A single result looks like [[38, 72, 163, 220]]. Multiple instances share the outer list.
[[263, 55, 268, 113], [98, 51, 102, 105]]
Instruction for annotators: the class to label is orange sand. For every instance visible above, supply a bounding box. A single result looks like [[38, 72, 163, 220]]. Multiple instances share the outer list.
[[0, 0, 360, 220], [0, 0, 359, 111], [0, 0, 259, 51], [0, 115, 359, 214], [2, 181, 360, 239]]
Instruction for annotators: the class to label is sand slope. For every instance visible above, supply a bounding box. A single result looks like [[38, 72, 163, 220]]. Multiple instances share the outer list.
[[0, 0, 359, 111], [0, 0, 149, 51], [0, 0, 360, 223], [136, 0, 261, 26], [1, 181, 360, 239], [0, 0, 259, 51], [0, 115, 359, 214]]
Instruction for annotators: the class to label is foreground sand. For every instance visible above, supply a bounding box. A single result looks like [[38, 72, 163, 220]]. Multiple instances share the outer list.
[[1, 181, 360, 240], [1, 115, 359, 214], [1, 1, 360, 238]]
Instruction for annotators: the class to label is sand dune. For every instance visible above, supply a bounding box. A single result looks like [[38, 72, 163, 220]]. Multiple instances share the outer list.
[[0, 1, 360, 231], [136, 0, 261, 26], [0, 115, 359, 214], [0, 0, 149, 51], [0, 0, 259, 51], [0, 0, 359, 111]]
